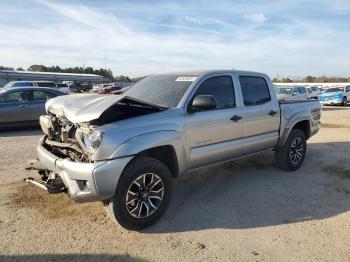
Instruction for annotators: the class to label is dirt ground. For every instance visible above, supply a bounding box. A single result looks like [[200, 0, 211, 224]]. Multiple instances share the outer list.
[[0, 106, 349, 262]]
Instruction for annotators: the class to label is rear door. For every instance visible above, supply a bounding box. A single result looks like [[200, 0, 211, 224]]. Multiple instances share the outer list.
[[29, 90, 57, 120], [0, 90, 32, 126], [185, 74, 243, 169], [239, 75, 280, 155]]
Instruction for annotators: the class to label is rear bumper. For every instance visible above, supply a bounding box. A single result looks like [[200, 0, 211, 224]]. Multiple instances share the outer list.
[[37, 136, 133, 202]]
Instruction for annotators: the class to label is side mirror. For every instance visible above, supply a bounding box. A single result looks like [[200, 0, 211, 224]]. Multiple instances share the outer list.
[[292, 91, 298, 96], [190, 95, 217, 112]]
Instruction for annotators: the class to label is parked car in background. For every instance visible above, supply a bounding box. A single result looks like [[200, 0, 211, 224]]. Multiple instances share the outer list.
[[4, 81, 57, 88], [67, 82, 92, 93], [35, 69, 321, 230], [318, 86, 350, 106], [97, 85, 120, 94], [56, 83, 70, 93], [98, 82, 132, 94], [2, 81, 35, 88], [275, 85, 309, 101], [67, 83, 80, 93], [307, 86, 321, 98], [3, 81, 69, 93], [92, 84, 102, 92], [110, 85, 132, 95], [0, 87, 66, 128], [80, 84, 92, 92], [68, 83, 83, 93]]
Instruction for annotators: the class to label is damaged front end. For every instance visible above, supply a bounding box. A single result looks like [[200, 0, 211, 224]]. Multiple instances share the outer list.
[[28, 95, 165, 200], [39, 114, 92, 163], [38, 95, 164, 163], [25, 115, 95, 194]]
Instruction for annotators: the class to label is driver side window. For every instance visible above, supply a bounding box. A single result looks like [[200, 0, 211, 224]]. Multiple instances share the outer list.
[[194, 76, 235, 109]]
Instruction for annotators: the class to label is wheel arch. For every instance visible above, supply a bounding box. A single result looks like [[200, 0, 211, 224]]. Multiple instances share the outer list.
[[137, 145, 179, 178], [277, 118, 311, 148], [110, 131, 186, 176]]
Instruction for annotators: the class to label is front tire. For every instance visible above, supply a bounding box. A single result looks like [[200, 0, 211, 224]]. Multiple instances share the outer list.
[[105, 156, 172, 230], [342, 97, 348, 106], [275, 129, 307, 171]]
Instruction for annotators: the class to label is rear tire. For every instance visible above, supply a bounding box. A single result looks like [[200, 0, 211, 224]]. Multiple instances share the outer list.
[[105, 156, 172, 230], [275, 129, 307, 171]]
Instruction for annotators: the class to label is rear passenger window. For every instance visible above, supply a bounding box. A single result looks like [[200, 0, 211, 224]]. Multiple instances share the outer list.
[[33, 91, 56, 101], [239, 76, 271, 106], [298, 87, 307, 94], [194, 76, 235, 109]]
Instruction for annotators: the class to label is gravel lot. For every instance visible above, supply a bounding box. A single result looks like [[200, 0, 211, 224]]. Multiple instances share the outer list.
[[0, 106, 349, 262]]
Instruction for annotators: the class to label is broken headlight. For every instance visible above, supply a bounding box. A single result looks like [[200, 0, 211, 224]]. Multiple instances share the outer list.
[[81, 130, 103, 152]]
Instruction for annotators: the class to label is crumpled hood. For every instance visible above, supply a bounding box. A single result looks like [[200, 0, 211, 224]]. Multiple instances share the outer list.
[[45, 94, 125, 123]]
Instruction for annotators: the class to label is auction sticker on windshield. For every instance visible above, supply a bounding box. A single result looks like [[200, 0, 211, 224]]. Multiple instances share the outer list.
[[175, 76, 197, 82]]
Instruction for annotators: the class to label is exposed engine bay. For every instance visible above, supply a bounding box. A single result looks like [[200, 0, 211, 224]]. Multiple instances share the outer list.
[[40, 97, 165, 163], [40, 115, 88, 162]]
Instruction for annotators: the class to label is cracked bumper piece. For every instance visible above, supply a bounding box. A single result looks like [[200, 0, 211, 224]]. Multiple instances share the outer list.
[[37, 137, 133, 202]]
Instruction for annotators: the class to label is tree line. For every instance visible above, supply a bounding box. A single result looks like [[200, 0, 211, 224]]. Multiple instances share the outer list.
[[1, 65, 349, 83], [0, 65, 132, 82], [272, 75, 350, 83]]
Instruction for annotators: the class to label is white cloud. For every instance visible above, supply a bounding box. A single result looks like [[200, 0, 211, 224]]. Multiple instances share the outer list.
[[244, 13, 268, 24], [0, 0, 349, 78]]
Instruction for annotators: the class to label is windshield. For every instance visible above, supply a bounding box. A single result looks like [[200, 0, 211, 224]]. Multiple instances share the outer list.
[[276, 87, 293, 94], [125, 75, 197, 107], [325, 87, 343, 93]]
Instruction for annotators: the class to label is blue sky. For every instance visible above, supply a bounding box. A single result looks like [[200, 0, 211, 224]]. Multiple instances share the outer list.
[[0, 0, 349, 78]]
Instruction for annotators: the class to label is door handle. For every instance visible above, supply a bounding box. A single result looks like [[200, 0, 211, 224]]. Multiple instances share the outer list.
[[230, 115, 242, 122], [268, 110, 277, 116], [19, 104, 27, 108]]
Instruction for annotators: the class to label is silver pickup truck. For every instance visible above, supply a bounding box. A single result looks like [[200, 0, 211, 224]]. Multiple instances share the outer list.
[[35, 70, 321, 230]]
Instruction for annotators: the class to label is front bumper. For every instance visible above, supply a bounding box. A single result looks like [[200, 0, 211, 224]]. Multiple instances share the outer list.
[[37, 136, 133, 202], [320, 99, 342, 105]]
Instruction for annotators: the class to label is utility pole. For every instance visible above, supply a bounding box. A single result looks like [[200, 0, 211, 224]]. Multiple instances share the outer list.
[[104, 49, 107, 70]]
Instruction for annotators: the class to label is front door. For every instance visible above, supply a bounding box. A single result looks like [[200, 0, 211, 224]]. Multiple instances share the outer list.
[[185, 75, 243, 169], [0, 90, 32, 126]]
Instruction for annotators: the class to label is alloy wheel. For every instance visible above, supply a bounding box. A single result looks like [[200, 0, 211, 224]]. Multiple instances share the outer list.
[[289, 137, 304, 165], [125, 173, 164, 218]]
